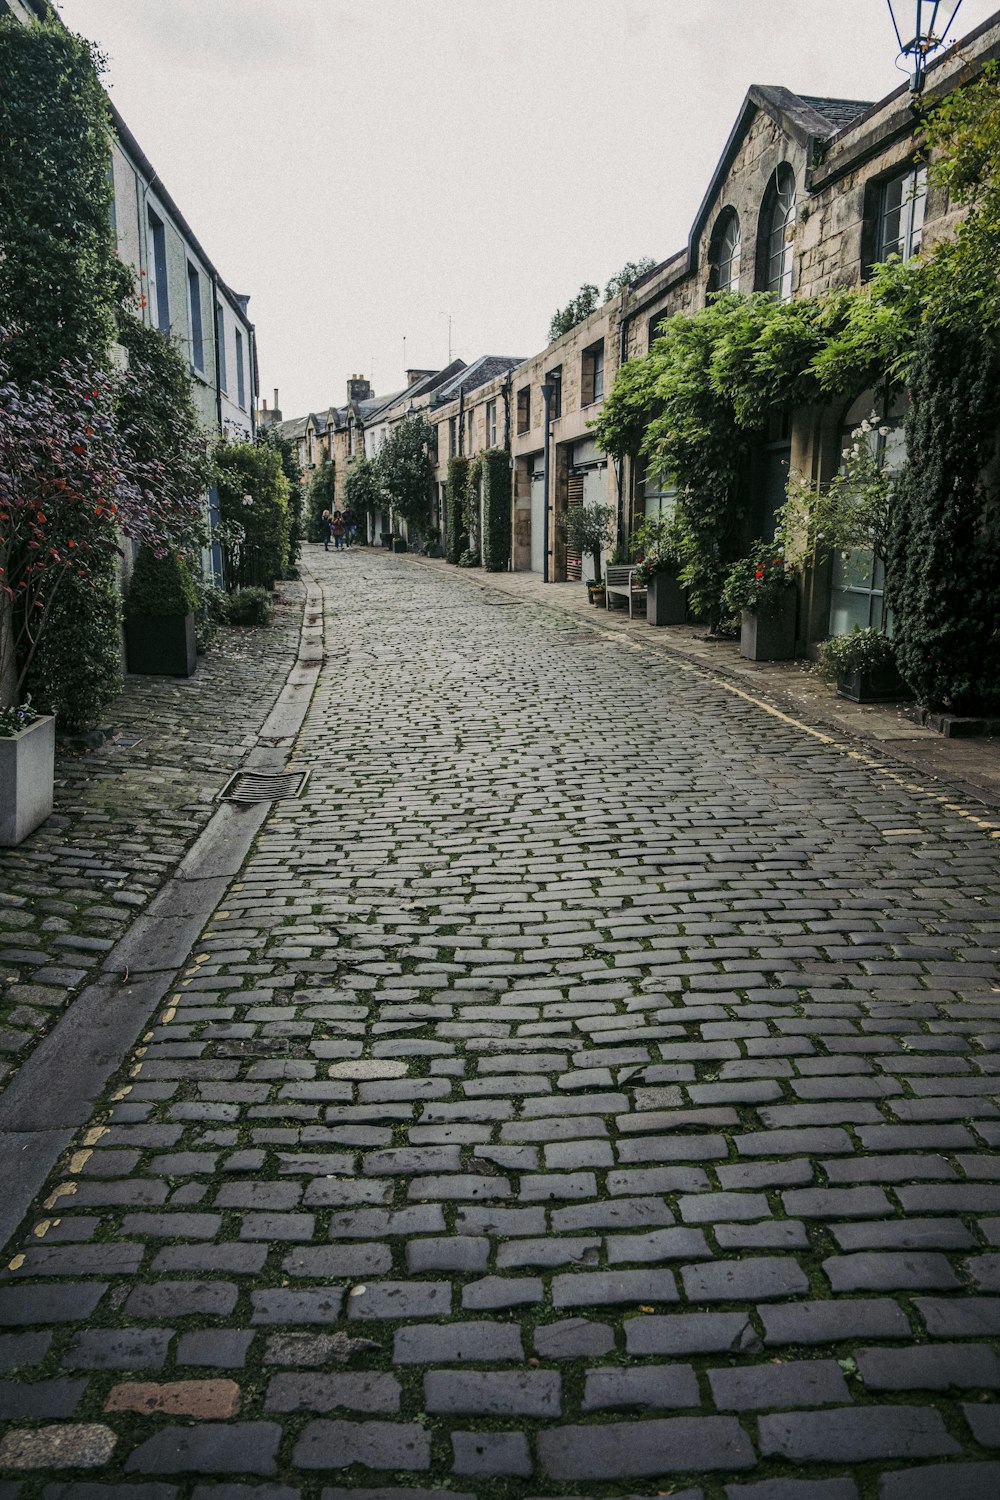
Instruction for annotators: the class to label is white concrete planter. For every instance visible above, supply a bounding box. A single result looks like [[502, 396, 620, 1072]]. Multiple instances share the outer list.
[[0, 714, 55, 846]]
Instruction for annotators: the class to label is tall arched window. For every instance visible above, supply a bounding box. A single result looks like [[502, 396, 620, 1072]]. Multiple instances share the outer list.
[[761, 164, 796, 300], [711, 209, 742, 295]]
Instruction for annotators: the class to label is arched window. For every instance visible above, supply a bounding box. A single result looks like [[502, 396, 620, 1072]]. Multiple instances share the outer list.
[[709, 208, 742, 295], [762, 164, 796, 300]]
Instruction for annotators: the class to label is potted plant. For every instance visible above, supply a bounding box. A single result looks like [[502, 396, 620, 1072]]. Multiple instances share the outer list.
[[0, 699, 55, 846], [632, 516, 686, 626], [125, 545, 198, 677], [722, 540, 798, 661], [391, 534, 407, 554], [567, 502, 615, 596], [587, 581, 606, 605], [819, 627, 911, 702]]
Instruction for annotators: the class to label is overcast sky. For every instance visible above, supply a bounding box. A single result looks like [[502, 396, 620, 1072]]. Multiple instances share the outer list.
[[56, 0, 995, 419]]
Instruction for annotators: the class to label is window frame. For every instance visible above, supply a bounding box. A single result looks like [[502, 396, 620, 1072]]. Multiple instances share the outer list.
[[187, 262, 204, 372], [516, 385, 530, 435], [486, 399, 498, 448], [710, 208, 742, 295], [760, 164, 796, 301], [878, 164, 927, 264], [147, 206, 170, 334], [235, 327, 246, 409]]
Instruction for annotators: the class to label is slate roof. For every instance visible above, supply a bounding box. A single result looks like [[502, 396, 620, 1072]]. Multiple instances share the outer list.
[[798, 95, 875, 132], [278, 416, 309, 441], [436, 356, 525, 402]]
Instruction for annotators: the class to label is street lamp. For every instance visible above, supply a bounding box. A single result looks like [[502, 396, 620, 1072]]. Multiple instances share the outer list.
[[887, 0, 964, 94]]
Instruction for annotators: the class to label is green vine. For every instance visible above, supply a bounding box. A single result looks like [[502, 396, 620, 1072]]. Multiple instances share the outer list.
[[445, 455, 469, 564], [477, 448, 512, 572]]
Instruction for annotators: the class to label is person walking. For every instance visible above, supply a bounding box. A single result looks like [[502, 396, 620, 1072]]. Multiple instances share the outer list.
[[331, 510, 346, 551], [343, 507, 356, 548], [321, 507, 332, 551]]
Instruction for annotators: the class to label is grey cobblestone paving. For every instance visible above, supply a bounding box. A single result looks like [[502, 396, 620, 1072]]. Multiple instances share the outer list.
[[0, 584, 305, 1095], [0, 546, 999, 1496]]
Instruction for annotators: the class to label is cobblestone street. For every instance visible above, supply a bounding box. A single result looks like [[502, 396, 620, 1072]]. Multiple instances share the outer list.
[[1, 544, 1000, 1497]]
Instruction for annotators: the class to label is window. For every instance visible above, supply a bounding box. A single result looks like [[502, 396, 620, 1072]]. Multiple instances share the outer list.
[[516, 386, 530, 434], [449, 416, 457, 457], [187, 264, 204, 370], [828, 398, 905, 636], [878, 165, 927, 263], [762, 165, 796, 300], [147, 207, 169, 333], [467, 408, 474, 453], [486, 400, 497, 448], [582, 341, 605, 406], [643, 463, 677, 523], [215, 303, 227, 393], [710, 209, 742, 295], [545, 366, 562, 419], [235, 328, 246, 409]]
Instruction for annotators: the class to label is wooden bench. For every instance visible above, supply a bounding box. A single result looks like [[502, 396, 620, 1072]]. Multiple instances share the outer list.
[[604, 565, 647, 618]]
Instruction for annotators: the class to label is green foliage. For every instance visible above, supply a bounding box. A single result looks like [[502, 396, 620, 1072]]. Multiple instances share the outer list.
[[343, 455, 385, 529], [376, 414, 434, 536], [214, 439, 290, 589], [921, 60, 1000, 328], [126, 545, 198, 617], [886, 320, 1000, 713], [631, 514, 684, 587], [477, 449, 512, 572], [721, 539, 797, 617], [26, 561, 122, 732], [818, 627, 896, 684], [0, 17, 130, 384], [305, 451, 336, 543], [707, 293, 826, 425], [566, 502, 614, 585], [809, 257, 929, 394], [227, 586, 273, 626], [548, 284, 599, 343], [458, 547, 480, 568], [604, 258, 657, 300], [259, 426, 304, 564], [591, 354, 662, 458], [445, 455, 470, 564], [781, 415, 895, 585], [117, 314, 212, 544]]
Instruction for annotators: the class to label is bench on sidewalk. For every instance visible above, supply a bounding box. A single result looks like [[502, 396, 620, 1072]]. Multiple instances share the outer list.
[[604, 565, 647, 619]]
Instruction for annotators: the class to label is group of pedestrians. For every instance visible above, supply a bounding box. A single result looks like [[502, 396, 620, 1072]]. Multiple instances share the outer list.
[[321, 507, 356, 551]]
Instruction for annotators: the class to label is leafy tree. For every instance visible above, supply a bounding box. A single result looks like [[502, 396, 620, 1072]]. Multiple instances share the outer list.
[[886, 320, 1000, 713], [604, 258, 657, 300], [376, 415, 434, 536], [566, 503, 614, 586], [258, 425, 304, 563], [304, 451, 335, 543], [547, 284, 599, 343], [214, 439, 290, 590], [343, 455, 385, 532]]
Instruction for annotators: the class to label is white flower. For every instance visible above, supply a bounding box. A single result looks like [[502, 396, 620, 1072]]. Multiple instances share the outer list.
[[242, 495, 254, 508], [859, 420, 871, 434], [878, 425, 891, 437]]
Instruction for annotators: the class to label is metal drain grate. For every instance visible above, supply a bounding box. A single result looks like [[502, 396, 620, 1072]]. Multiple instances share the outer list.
[[220, 769, 309, 803]]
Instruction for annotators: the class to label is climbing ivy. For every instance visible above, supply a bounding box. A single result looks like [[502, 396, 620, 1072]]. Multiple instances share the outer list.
[[886, 320, 1000, 714], [476, 449, 512, 573], [445, 455, 470, 564]]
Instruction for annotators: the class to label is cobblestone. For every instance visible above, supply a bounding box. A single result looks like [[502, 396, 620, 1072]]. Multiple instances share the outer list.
[[1, 549, 999, 1494]]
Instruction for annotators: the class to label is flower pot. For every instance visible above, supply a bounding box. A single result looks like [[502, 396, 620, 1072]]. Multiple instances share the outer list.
[[587, 586, 606, 606], [126, 613, 198, 677], [647, 572, 686, 626], [379, 531, 393, 549], [740, 591, 796, 661], [391, 538, 407, 554], [837, 664, 912, 703], [0, 714, 55, 846]]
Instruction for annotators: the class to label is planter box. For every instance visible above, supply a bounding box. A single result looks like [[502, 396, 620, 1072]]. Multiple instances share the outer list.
[[0, 714, 55, 846], [391, 538, 407, 554], [837, 665, 912, 703], [126, 613, 197, 677], [647, 572, 686, 626], [740, 592, 796, 661]]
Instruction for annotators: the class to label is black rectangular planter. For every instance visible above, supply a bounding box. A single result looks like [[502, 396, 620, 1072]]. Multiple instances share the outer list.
[[740, 591, 797, 661], [837, 666, 911, 703], [647, 572, 686, 626], [126, 613, 197, 677]]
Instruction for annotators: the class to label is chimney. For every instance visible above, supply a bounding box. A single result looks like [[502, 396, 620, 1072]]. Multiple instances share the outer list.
[[273, 388, 279, 409]]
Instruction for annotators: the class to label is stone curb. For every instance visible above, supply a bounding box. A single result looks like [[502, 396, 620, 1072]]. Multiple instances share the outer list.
[[0, 568, 324, 1254]]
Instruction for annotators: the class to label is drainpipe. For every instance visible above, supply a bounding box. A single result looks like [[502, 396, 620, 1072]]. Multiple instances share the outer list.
[[615, 290, 631, 549], [541, 381, 554, 585], [210, 271, 223, 435], [458, 386, 465, 456]]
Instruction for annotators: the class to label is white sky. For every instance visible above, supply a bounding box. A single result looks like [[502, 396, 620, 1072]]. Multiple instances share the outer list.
[[55, 0, 996, 419]]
